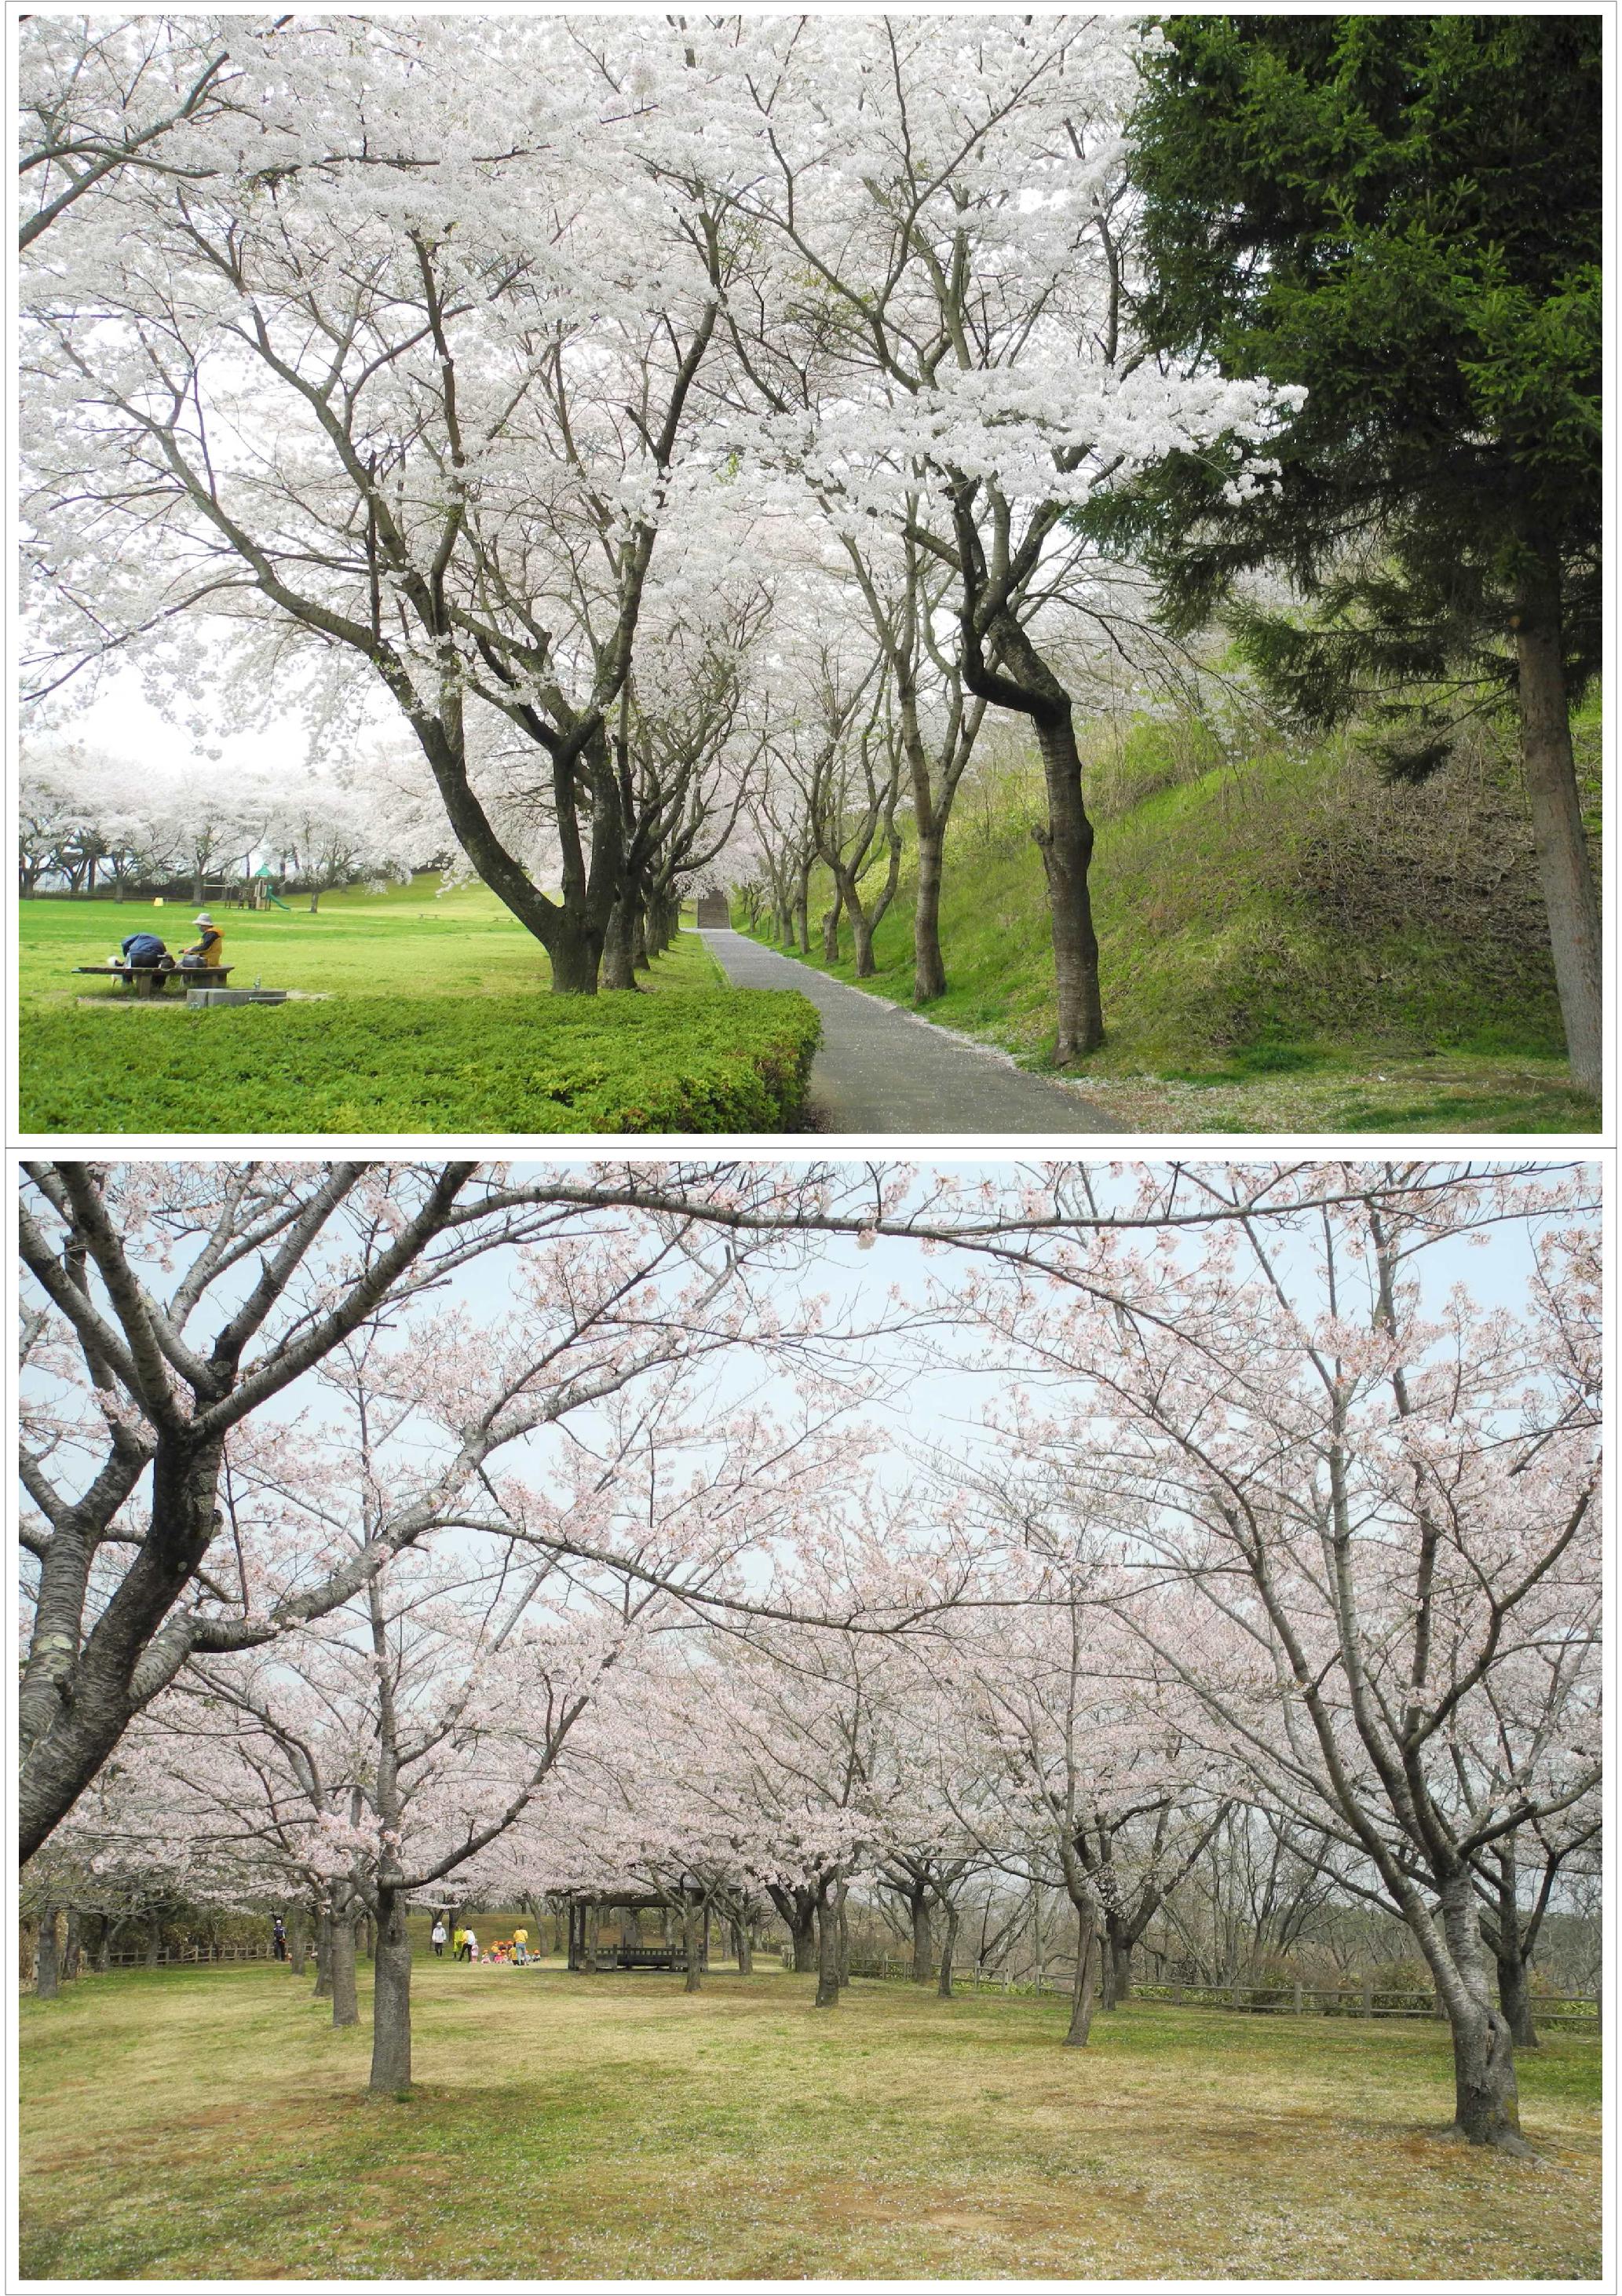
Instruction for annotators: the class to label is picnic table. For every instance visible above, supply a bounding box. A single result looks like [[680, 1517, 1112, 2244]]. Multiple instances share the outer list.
[[74, 964, 232, 1000]]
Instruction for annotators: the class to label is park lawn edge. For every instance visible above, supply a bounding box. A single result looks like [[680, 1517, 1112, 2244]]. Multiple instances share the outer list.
[[19, 988, 821, 1136]]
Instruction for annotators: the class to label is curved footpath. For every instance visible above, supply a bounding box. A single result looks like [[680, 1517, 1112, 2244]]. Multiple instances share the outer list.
[[698, 927, 1122, 1135]]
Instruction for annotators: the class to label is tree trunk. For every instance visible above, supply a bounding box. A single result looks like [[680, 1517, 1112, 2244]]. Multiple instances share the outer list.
[[144, 1911, 162, 1968], [368, 1888, 412, 2096], [1514, 547, 1602, 1098], [1437, 1874, 1529, 2153], [548, 922, 604, 996], [1032, 710, 1102, 1064], [62, 1907, 82, 1982], [1109, 1935, 1133, 2008], [682, 1905, 703, 1993], [362, 1913, 375, 1962], [95, 1917, 111, 1974], [632, 903, 652, 972], [309, 889, 321, 913], [910, 1891, 933, 1984], [1064, 1909, 1098, 2048], [1496, 1951, 1540, 2051], [601, 895, 641, 992], [35, 1907, 60, 1999], [849, 911, 875, 978], [820, 889, 842, 965], [312, 1908, 333, 1999], [912, 821, 948, 1004], [731, 1920, 752, 1975], [289, 1909, 308, 1977], [330, 1913, 359, 2029], [936, 1905, 959, 2001], [813, 1894, 842, 2009], [836, 1896, 850, 1990]]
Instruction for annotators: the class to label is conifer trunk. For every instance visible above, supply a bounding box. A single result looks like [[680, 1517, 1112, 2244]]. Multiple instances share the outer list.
[[1514, 548, 1602, 1097]]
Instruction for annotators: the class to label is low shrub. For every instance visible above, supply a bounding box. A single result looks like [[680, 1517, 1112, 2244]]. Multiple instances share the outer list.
[[20, 989, 820, 1135]]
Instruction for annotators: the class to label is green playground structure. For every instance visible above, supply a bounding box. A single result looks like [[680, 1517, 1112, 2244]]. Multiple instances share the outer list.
[[263, 888, 291, 909]]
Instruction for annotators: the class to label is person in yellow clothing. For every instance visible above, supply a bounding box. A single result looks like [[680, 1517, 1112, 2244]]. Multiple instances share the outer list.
[[180, 913, 225, 971], [512, 1923, 529, 1965]]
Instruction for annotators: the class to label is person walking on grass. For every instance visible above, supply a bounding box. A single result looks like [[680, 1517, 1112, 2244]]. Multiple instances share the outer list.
[[431, 1918, 447, 1958], [271, 1914, 287, 1963], [513, 1922, 529, 1965]]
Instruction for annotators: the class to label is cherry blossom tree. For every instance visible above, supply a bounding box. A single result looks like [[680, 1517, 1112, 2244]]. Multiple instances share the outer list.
[[981, 1163, 1600, 2148], [17, 1157, 911, 1863], [712, 13, 1298, 1057]]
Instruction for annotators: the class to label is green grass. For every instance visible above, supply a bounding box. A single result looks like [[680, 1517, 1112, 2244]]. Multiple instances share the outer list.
[[740, 722, 1602, 1135], [20, 879, 819, 1135], [19, 1962, 1599, 2281]]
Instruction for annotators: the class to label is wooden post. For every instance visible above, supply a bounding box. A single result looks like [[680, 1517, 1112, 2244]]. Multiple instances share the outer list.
[[1293, 1980, 1303, 2015], [1171, 1980, 1183, 2005]]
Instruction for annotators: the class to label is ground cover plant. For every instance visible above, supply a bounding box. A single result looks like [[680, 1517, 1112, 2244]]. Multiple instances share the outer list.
[[17, 1962, 1602, 2283], [19, 881, 818, 1134], [735, 708, 1601, 1135]]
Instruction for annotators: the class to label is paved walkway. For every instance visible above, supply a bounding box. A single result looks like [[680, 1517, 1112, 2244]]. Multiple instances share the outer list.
[[698, 928, 1121, 1135]]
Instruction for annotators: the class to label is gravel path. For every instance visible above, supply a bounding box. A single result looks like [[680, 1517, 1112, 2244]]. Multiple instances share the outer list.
[[699, 928, 1122, 1135]]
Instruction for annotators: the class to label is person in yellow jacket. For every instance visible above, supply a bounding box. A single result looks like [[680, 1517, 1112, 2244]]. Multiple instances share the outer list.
[[180, 913, 225, 971], [512, 1923, 529, 1965]]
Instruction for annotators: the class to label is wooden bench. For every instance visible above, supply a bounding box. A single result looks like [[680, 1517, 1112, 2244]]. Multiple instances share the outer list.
[[74, 964, 232, 1000]]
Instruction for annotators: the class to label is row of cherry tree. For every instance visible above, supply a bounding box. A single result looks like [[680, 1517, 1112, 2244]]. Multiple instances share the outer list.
[[17, 740, 444, 905], [20, 13, 1295, 1033], [19, 1161, 1598, 2157]]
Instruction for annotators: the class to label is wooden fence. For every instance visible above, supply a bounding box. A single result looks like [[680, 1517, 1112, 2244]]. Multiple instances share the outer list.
[[844, 1956, 1599, 2027], [97, 1941, 279, 1969]]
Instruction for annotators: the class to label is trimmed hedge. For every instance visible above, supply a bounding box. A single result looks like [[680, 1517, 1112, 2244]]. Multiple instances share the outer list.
[[21, 989, 820, 1135]]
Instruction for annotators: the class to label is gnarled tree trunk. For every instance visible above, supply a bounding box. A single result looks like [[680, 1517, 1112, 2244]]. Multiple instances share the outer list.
[[1436, 1874, 1529, 2153]]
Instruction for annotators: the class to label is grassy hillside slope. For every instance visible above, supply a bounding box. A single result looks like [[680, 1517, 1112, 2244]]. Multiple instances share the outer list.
[[740, 711, 1600, 1133]]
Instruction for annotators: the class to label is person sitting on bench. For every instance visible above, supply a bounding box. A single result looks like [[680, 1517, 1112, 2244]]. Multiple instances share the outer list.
[[118, 930, 176, 975], [179, 913, 225, 971]]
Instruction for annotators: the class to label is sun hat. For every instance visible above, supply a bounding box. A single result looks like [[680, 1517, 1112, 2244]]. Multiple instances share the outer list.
[[195, 912, 215, 924]]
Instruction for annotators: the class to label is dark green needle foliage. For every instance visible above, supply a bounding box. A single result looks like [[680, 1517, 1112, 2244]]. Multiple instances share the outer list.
[[1108, 13, 1602, 1088], [1116, 11, 1599, 748]]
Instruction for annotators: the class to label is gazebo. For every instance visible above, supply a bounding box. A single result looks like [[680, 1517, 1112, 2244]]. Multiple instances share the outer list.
[[565, 1892, 710, 1972]]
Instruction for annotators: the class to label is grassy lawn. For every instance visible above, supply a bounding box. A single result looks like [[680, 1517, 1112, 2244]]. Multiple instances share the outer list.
[[18, 1962, 1601, 2282], [739, 728, 1602, 1135], [19, 880, 818, 1135]]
